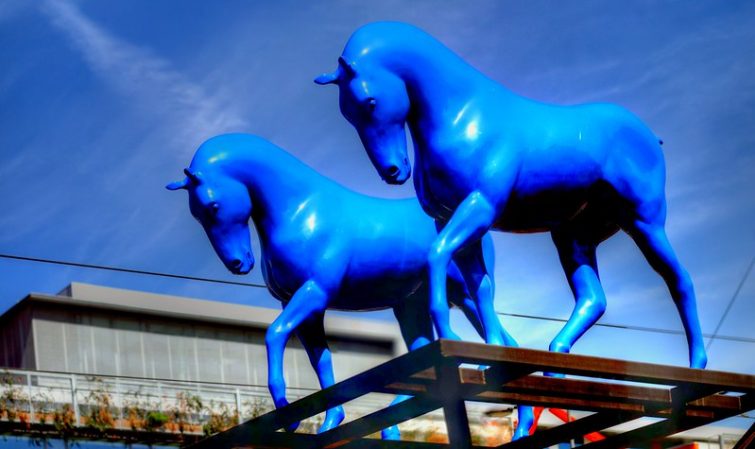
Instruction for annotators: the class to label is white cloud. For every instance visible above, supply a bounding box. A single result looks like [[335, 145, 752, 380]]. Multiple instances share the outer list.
[[39, 0, 246, 151], [29, 0, 251, 266]]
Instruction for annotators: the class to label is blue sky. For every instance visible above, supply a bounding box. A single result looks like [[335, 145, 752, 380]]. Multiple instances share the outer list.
[[1, 0, 753, 385]]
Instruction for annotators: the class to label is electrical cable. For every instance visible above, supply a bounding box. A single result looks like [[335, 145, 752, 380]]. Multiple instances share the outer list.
[[1, 252, 753, 344], [706, 255, 755, 351], [0, 253, 267, 289], [495, 311, 755, 344]]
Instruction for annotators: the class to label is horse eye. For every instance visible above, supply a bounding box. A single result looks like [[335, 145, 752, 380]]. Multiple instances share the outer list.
[[209, 202, 220, 215], [366, 97, 377, 112]]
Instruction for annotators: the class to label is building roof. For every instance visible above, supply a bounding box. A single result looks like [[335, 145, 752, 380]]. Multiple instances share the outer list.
[[3, 282, 403, 346]]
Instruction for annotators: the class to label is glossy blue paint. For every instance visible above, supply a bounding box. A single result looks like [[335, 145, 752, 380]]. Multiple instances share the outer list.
[[317, 22, 707, 373], [166, 133, 531, 437]]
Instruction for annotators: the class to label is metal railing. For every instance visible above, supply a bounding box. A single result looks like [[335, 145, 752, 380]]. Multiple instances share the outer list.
[[0, 367, 394, 436]]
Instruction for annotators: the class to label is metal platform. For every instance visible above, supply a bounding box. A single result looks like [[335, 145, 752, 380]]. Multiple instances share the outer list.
[[188, 340, 755, 449]]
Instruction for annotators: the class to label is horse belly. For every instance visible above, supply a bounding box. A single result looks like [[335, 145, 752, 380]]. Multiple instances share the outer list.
[[496, 190, 588, 232], [332, 232, 431, 310], [329, 275, 425, 311]]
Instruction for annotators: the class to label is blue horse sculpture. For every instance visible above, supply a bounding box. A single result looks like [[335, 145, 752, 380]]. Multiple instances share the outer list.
[[316, 22, 707, 369], [166, 133, 533, 437]]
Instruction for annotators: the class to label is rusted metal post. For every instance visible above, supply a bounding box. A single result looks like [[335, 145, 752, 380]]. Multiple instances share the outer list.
[[27, 373, 34, 423], [70, 375, 80, 425], [235, 388, 242, 424]]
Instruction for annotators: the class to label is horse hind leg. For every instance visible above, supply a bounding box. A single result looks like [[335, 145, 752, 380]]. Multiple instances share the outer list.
[[550, 228, 607, 359], [622, 211, 707, 368], [393, 292, 435, 352], [380, 295, 437, 440], [296, 312, 345, 433]]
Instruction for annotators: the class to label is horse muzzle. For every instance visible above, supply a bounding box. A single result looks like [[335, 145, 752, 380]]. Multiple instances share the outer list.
[[383, 165, 411, 185], [228, 253, 254, 275]]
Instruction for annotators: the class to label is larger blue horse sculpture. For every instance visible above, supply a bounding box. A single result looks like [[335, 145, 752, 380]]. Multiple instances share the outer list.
[[316, 22, 707, 369], [166, 133, 533, 437]]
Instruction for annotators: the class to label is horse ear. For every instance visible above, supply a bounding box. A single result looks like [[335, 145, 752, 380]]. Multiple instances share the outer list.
[[314, 70, 340, 85], [183, 168, 202, 185], [314, 58, 357, 85], [165, 178, 189, 191]]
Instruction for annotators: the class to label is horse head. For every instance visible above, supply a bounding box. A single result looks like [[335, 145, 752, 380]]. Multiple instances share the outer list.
[[316, 54, 412, 185], [166, 167, 254, 274]]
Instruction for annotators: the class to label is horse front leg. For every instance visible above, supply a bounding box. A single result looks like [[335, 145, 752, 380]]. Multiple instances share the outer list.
[[428, 191, 497, 340], [451, 239, 533, 440], [296, 312, 345, 433], [452, 239, 517, 347], [266, 280, 330, 432]]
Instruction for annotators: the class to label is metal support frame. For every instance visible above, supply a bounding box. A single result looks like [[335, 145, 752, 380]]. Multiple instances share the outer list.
[[95, 340, 755, 448]]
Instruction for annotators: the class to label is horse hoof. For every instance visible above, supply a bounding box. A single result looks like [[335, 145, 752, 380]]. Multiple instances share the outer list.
[[549, 340, 571, 354], [381, 425, 401, 440], [546, 341, 570, 377], [691, 351, 708, 369], [318, 408, 346, 433], [512, 426, 530, 441]]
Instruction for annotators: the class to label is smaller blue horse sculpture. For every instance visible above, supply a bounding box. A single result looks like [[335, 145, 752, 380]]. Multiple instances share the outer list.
[[316, 22, 707, 369], [167, 133, 533, 438]]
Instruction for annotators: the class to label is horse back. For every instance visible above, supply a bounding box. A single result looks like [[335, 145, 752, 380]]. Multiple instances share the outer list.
[[259, 193, 437, 310], [496, 101, 666, 232]]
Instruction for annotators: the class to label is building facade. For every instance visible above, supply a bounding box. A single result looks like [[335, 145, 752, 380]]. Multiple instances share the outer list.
[[0, 282, 402, 389]]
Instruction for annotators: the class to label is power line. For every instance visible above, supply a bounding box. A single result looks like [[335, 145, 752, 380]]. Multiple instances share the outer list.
[[2, 252, 754, 344], [0, 253, 267, 289], [707, 255, 755, 351], [496, 311, 755, 344]]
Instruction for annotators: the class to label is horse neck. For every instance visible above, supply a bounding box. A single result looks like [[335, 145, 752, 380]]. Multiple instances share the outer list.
[[391, 42, 508, 124], [219, 147, 333, 233]]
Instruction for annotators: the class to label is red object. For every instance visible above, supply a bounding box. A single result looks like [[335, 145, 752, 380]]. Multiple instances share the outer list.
[[530, 407, 610, 444]]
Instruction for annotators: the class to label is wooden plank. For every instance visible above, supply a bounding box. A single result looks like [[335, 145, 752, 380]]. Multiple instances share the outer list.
[[186, 342, 755, 449], [499, 375, 672, 404], [381, 374, 669, 406], [687, 393, 744, 411], [438, 340, 755, 391], [386, 368, 744, 415], [218, 431, 317, 449], [187, 341, 442, 449], [463, 385, 743, 418], [495, 410, 640, 449], [471, 388, 649, 413], [732, 421, 755, 449], [383, 371, 743, 417], [316, 395, 440, 448], [580, 415, 707, 449], [342, 440, 451, 448], [581, 393, 754, 449]]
